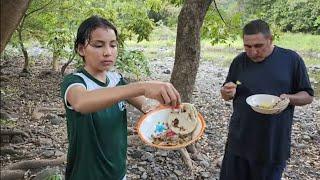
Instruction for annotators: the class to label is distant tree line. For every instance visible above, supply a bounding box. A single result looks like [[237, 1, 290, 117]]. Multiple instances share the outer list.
[[242, 0, 320, 34], [151, 0, 320, 34]]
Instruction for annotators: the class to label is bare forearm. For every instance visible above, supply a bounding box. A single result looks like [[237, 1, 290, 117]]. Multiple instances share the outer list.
[[127, 96, 145, 112], [282, 91, 313, 106], [68, 80, 181, 113], [73, 82, 144, 113]]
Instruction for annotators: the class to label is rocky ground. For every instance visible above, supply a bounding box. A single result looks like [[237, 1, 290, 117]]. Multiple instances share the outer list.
[[0, 56, 319, 180]]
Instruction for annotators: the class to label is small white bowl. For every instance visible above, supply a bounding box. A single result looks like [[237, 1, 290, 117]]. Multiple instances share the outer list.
[[246, 94, 289, 114], [136, 106, 206, 150]]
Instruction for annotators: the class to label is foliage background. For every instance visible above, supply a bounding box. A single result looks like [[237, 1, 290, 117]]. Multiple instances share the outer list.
[[2, 0, 319, 77]]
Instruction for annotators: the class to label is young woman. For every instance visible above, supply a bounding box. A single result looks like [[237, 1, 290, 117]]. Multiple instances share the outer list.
[[61, 15, 180, 180]]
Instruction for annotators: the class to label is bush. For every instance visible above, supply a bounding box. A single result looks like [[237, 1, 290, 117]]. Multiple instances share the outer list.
[[116, 49, 151, 79], [148, 4, 180, 27], [270, 0, 320, 34], [244, 0, 320, 34]]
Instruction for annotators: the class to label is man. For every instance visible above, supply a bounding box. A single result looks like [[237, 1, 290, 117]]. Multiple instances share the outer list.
[[219, 19, 313, 180]]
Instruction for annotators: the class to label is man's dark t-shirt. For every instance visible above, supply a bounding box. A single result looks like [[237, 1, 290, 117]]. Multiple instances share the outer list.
[[224, 46, 314, 163]]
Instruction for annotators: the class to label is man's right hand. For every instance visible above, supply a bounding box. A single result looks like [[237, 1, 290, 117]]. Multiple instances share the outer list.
[[220, 82, 237, 101]]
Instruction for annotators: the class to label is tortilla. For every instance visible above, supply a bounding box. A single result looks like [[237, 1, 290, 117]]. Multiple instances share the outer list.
[[167, 103, 198, 135]]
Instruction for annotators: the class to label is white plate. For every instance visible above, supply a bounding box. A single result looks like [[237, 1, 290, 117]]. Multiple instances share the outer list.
[[136, 106, 206, 150], [246, 94, 289, 114]]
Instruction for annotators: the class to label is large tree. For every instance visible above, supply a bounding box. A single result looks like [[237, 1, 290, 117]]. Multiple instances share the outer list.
[[171, 0, 213, 102], [0, 0, 31, 53], [170, 0, 214, 169]]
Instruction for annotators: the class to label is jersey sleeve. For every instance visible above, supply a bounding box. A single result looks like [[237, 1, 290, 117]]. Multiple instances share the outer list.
[[60, 74, 86, 109], [292, 55, 314, 96]]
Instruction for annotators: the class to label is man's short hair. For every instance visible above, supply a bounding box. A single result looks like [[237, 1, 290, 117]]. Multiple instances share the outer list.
[[243, 19, 271, 37]]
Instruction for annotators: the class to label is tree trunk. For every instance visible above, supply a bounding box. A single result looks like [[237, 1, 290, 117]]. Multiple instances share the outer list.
[[0, 0, 31, 53], [170, 0, 213, 102], [17, 26, 29, 73], [170, 0, 213, 168], [52, 51, 59, 71], [61, 53, 76, 75]]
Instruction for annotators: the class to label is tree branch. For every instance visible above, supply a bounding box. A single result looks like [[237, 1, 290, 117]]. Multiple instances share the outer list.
[[211, 0, 227, 25], [0, 170, 26, 180], [61, 53, 76, 76], [5, 155, 66, 171], [25, 0, 54, 17]]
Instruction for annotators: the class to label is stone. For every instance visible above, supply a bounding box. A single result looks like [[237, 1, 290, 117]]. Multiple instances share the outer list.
[[141, 172, 148, 179], [173, 169, 183, 176], [11, 135, 24, 143], [141, 152, 154, 162]]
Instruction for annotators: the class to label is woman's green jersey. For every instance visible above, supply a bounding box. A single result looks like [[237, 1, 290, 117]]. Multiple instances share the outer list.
[[60, 69, 127, 180]]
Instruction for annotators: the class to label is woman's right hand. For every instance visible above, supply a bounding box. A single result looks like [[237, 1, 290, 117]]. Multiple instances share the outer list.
[[220, 82, 237, 101], [142, 81, 181, 107]]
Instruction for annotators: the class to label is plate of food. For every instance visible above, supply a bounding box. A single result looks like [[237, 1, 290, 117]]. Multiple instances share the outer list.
[[246, 94, 290, 114], [136, 103, 206, 150]]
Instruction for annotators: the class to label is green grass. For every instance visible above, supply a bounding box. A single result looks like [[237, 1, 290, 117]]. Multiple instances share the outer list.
[[125, 25, 176, 60], [275, 33, 320, 66], [201, 32, 320, 53], [201, 45, 237, 67], [125, 25, 176, 47], [303, 57, 320, 66], [274, 32, 320, 52]]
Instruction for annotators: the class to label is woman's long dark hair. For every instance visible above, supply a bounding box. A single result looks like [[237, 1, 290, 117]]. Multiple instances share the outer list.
[[74, 15, 118, 54]]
